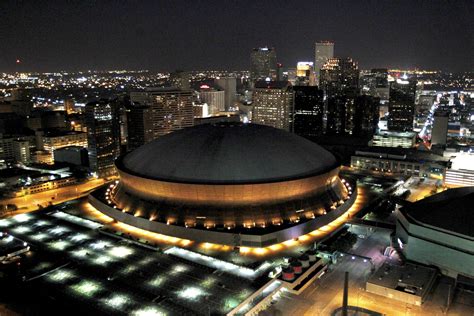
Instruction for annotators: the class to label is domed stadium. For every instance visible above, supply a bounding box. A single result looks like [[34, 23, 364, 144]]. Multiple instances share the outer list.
[[90, 123, 357, 247]]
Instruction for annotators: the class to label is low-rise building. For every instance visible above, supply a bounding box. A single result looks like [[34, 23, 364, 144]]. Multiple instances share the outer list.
[[351, 147, 449, 179], [370, 131, 416, 148], [366, 262, 437, 306]]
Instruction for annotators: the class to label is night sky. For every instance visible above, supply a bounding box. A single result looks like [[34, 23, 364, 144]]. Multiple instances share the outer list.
[[1, 0, 472, 72]]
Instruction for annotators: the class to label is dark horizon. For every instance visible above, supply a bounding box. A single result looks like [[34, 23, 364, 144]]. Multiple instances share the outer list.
[[1, 0, 472, 73]]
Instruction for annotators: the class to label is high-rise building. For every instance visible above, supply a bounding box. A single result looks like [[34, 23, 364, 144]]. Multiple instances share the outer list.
[[293, 86, 324, 138], [252, 81, 294, 131], [12, 139, 30, 164], [169, 70, 190, 90], [431, 111, 449, 146], [388, 79, 417, 132], [286, 68, 297, 85], [130, 88, 194, 139], [351, 95, 380, 137], [320, 57, 359, 135], [360, 69, 390, 101], [85, 100, 121, 178], [215, 77, 237, 110], [314, 41, 334, 86], [250, 47, 277, 82], [64, 99, 75, 114], [199, 85, 225, 115], [295, 62, 316, 86], [126, 105, 154, 151]]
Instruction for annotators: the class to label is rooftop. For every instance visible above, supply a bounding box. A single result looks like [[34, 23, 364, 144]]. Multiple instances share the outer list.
[[403, 187, 474, 238], [367, 262, 436, 298]]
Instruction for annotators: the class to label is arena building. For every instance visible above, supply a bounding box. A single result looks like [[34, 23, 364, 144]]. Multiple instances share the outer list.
[[396, 186, 474, 279], [89, 123, 357, 247]]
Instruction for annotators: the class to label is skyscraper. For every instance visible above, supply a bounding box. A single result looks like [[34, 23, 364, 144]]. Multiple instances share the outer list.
[[85, 100, 121, 178], [351, 95, 380, 137], [252, 81, 294, 131], [314, 41, 334, 86], [360, 69, 390, 101], [199, 85, 225, 115], [215, 77, 237, 110], [126, 105, 154, 151], [295, 62, 316, 86], [130, 88, 194, 139], [320, 57, 359, 135], [293, 86, 324, 138], [388, 79, 417, 132], [169, 70, 191, 90], [250, 47, 277, 83], [431, 111, 449, 146]]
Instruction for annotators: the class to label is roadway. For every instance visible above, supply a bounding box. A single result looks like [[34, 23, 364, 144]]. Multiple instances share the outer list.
[[0, 178, 107, 214]]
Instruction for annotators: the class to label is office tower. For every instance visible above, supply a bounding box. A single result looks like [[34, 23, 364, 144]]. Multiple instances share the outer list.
[[250, 47, 277, 82], [126, 106, 154, 151], [431, 111, 449, 146], [360, 69, 389, 101], [314, 41, 334, 86], [36, 129, 88, 163], [276, 63, 283, 81], [320, 57, 359, 135], [215, 77, 237, 110], [130, 88, 194, 139], [9, 88, 33, 116], [351, 95, 380, 136], [252, 81, 294, 131], [199, 85, 225, 115], [85, 100, 121, 178], [12, 139, 30, 164], [295, 62, 316, 86], [170, 70, 191, 90], [388, 79, 417, 132], [293, 86, 324, 138]]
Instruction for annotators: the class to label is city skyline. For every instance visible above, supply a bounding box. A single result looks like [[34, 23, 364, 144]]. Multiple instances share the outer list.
[[1, 0, 473, 73]]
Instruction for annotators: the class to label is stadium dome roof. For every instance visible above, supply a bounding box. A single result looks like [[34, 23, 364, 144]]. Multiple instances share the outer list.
[[121, 123, 338, 184]]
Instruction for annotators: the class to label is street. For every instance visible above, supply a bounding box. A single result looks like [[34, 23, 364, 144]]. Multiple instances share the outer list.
[[0, 178, 106, 214]]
